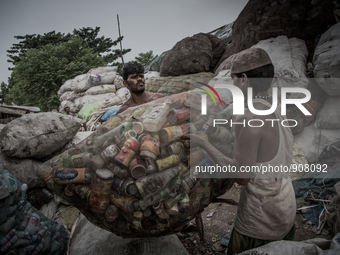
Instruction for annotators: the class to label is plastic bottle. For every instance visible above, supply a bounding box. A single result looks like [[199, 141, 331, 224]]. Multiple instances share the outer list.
[[25, 213, 40, 235], [215, 103, 233, 120], [105, 204, 119, 222], [132, 211, 143, 230], [91, 154, 106, 169], [152, 202, 170, 223], [62, 152, 94, 168], [114, 137, 140, 168], [112, 177, 138, 196], [138, 187, 170, 210], [142, 102, 171, 132], [89, 169, 114, 213], [101, 144, 120, 163], [156, 155, 181, 172], [178, 194, 190, 214], [129, 157, 147, 179], [54, 168, 93, 185], [159, 123, 197, 143], [135, 164, 183, 198], [139, 135, 160, 160], [110, 193, 139, 213], [167, 108, 191, 125], [181, 171, 199, 193]]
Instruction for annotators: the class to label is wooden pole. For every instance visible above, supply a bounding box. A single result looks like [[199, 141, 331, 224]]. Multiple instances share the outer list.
[[117, 14, 125, 67]]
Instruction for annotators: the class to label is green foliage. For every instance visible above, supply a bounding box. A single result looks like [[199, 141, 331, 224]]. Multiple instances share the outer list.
[[6, 37, 104, 111], [135, 50, 158, 67], [0, 81, 8, 104], [7, 27, 131, 69]]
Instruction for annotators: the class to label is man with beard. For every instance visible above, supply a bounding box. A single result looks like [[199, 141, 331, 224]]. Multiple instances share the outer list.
[[116, 62, 164, 115]]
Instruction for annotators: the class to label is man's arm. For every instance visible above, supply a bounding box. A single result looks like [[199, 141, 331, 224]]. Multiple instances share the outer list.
[[116, 102, 129, 115]]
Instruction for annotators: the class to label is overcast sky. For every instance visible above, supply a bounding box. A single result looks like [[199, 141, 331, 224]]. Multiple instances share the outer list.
[[0, 0, 248, 85]]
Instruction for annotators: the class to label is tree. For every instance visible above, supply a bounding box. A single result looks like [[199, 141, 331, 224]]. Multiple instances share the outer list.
[[135, 50, 158, 67], [0, 81, 8, 104], [6, 37, 104, 111], [7, 27, 131, 69]]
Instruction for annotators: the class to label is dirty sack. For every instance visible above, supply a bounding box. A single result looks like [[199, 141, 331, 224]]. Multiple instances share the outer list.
[[160, 33, 226, 77], [0, 113, 83, 159], [0, 169, 68, 254], [67, 214, 189, 255]]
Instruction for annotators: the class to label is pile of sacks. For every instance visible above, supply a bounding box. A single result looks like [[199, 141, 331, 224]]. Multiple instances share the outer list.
[[38, 91, 235, 238], [57, 66, 131, 130]]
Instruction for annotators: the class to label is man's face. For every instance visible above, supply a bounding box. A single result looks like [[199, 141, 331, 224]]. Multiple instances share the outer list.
[[65, 107, 70, 114], [124, 73, 145, 94]]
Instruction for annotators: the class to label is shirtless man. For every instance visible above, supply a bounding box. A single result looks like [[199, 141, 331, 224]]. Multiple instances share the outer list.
[[116, 62, 164, 115], [182, 48, 296, 254]]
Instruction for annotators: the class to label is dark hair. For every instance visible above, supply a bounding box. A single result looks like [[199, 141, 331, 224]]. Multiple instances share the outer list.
[[122, 62, 144, 81], [234, 64, 275, 93]]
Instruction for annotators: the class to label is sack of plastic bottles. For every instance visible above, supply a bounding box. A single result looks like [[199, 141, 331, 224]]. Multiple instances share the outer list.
[[0, 169, 68, 254], [38, 92, 235, 238]]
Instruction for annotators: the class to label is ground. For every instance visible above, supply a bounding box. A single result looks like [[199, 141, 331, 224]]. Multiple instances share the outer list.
[[176, 183, 334, 255]]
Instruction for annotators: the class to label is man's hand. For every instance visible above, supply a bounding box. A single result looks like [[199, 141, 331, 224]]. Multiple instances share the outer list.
[[181, 134, 206, 148]]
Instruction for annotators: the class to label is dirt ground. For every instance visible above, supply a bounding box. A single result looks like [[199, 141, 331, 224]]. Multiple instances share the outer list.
[[176, 183, 334, 255]]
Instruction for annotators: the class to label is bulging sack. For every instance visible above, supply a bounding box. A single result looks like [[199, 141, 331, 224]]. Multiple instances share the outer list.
[[0, 113, 82, 158], [0, 169, 68, 255], [38, 92, 234, 238]]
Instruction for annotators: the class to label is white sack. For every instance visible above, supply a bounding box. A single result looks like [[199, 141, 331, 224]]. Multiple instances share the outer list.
[[74, 93, 117, 110], [74, 75, 91, 93], [67, 214, 189, 255], [116, 87, 130, 97], [87, 66, 118, 74], [313, 23, 340, 96], [251, 36, 309, 98], [57, 79, 74, 97], [294, 121, 340, 163], [0, 150, 44, 189], [316, 96, 340, 129], [0, 113, 82, 158], [89, 72, 116, 86], [59, 91, 73, 102], [85, 84, 116, 95], [114, 75, 125, 90]]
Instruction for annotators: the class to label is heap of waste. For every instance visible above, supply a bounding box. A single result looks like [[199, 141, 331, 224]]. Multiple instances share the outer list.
[[38, 91, 235, 238]]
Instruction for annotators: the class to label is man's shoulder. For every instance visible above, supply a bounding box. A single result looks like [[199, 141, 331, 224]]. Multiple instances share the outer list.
[[147, 92, 164, 100]]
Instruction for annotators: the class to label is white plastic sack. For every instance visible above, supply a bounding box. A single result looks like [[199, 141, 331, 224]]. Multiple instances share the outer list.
[[316, 96, 340, 129], [74, 93, 117, 110], [57, 79, 74, 97], [86, 84, 116, 95], [313, 23, 340, 96], [113, 75, 125, 90], [0, 150, 44, 189], [87, 66, 118, 74], [251, 36, 309, 98], [59, 91, 73, 102], [294, 121, 340, 163], [0, 113, 83, 158], [62, 131, 93, 151], [116, 87, 130, 97], [67, 214, 189, 255], [89, 72, 116, 86], [238, 235, 340, 255], [74, 75, 91, 93]]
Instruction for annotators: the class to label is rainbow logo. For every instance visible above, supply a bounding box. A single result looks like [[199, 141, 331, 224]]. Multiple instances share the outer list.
[[197, 82, 223, 106]]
